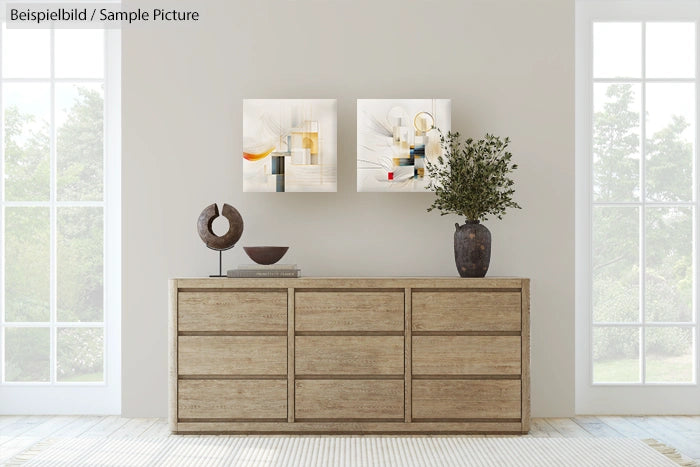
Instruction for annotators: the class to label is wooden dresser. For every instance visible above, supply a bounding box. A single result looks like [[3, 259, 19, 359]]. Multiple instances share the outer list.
[[169, 277, 530, 434]]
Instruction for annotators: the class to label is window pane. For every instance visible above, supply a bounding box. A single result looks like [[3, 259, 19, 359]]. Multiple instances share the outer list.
[[4, 327, 50, 382], [3, 83, 50, 201], [645, 207, 693, 323], [55, 29, 104, 78], [593, 83, 641, 202], [1, 26, 50, 78], [646, 327, 693, 383], [57, 207, 104, 322], [56, 84, 104, 201], [57, 327, 103, 382], [593, 207, 639, 323], [4, 207, 50, 322], [646, 83, 695, 202], [646, 23, 695, 78], [593, 326, 640, 383], [594, 23, 641, 78]]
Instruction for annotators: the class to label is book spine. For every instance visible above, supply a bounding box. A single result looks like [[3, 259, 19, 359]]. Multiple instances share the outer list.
[[237, 264, 297, 270], [228, 270, 300, 278]]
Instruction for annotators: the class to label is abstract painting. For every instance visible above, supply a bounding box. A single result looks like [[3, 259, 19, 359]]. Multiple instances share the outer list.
[[357, 99, 451, 192], [243, 99, 337, 192]]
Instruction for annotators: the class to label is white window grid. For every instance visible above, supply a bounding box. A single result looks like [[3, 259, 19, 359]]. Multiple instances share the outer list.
[[0, 27, 108, 386], [589, 20, 699, 386]]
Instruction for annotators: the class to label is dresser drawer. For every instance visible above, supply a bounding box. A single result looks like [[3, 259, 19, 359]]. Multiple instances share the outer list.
[[178, 380, 287, 420], [412, 336, 521, 375], [178, 291, 287, 332], [412, 380, 521, 419], [295, 291, 404, 331], [178, 336, 286, 375], [295, 336, 404, 375], [412, 291, 520, 332], [295, 380, 403, 420]]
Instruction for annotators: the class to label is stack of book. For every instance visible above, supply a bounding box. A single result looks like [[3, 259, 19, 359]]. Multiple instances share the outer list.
[[227, 264, 301, 278]]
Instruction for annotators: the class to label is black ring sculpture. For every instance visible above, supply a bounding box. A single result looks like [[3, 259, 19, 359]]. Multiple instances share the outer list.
[[197, 203, 244, 276]]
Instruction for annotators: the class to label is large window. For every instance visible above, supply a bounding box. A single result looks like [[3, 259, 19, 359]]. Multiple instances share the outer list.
[[0, 20, 120, 413], [576, 1, 700, 414]]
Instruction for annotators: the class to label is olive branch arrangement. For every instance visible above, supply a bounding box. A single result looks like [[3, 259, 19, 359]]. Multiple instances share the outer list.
[[425, 131, 521, 222]]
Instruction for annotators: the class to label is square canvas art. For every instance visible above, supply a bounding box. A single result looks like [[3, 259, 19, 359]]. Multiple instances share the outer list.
[[243, 99, 337, 192], [357, 99, 451, 192]]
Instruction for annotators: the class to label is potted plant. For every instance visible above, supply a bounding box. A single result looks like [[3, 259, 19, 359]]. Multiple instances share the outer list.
[[426, 132, 521, 277]]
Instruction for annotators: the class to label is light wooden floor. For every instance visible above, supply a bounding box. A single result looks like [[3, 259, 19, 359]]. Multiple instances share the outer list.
[[1, 416, 699, 464]]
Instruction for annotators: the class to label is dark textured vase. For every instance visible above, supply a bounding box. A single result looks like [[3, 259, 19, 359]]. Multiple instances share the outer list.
[[454, 221, 491, 278]]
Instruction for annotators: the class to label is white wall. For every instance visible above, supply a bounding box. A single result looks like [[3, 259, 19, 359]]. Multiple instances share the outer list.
[[122, 0, 574, 417]]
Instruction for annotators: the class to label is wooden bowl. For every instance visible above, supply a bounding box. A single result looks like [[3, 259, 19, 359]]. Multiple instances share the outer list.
[[243, 246, 289, 265]]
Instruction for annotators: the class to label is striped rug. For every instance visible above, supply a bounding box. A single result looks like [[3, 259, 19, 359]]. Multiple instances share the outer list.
[[5, 436, 696, 466]]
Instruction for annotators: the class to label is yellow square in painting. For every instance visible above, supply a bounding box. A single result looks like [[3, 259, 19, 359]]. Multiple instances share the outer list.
[[292, 131, 319, 155]]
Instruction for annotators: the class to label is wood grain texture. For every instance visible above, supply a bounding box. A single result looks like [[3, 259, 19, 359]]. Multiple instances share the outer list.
[[174, 421, 523, 434], [175, 277, 525, 290], [295, 336, 404, 375], [287, 288, 295, 423], [108, 418, 159, 438], [81, 416, 130, 437], [546, 418, 594, 438], [412, 291, 521, 332], [295, 380, 404, 419], [169, 277, 530, 434], [178, 336, 286, 375], [295, 291, 404, 331], [178, 380, 287, 419], [571, 416, 624, 438], [404, 287, 412, 423], [168, 280, 178, 431], [521, 278, 531, 432], [413, 336, 521, 375], [412, 380, 521, 419], [0, 416, 79, 461], [178, 291, 286, 332]]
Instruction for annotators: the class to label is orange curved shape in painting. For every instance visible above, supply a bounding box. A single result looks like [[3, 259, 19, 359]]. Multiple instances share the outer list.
[[243, 147, 274, 161]]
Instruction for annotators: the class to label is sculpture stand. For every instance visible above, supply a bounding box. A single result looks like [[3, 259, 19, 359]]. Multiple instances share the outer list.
[[208, 246, 234, 278], [210, 250, 225, 278]]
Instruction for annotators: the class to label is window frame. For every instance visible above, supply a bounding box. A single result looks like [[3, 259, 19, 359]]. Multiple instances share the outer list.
[[576, 0, 700, 414], [0, 12, 120, 413]]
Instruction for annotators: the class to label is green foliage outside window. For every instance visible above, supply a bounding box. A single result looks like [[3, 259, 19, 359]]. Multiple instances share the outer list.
[[3, 86, 105, 382], [593, 84, 693, 379]]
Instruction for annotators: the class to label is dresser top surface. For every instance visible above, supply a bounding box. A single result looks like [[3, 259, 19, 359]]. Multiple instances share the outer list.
[[172, 277, 529, 289]]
